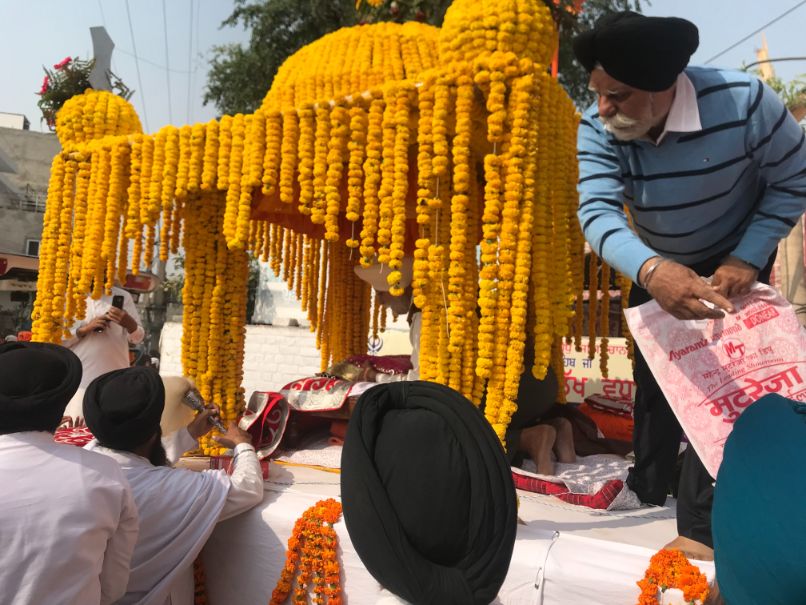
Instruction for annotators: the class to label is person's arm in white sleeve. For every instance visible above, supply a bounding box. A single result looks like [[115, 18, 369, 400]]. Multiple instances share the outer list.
[[207, 423, 264, 521], [121, 290, 145, 345], [99, 473, 139, 605]]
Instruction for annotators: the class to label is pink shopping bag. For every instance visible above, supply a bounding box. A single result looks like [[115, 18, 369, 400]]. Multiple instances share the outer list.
[[624, 284, 806, 477]]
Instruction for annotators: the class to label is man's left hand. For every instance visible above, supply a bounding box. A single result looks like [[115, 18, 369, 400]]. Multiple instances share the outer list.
[[187, 404, 222, 440], [105, 307, 138, 333], [711, 256, 759, 299]]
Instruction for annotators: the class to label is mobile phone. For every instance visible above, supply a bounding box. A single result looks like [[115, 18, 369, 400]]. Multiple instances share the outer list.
[[95, 295, 126, 333]]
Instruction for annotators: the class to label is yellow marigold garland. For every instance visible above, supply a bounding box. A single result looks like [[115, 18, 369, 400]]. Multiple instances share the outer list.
[[358, 96, 384, 266], [279, 111, 299, 204], [324, 103, 349, 242], [599, 262, 611, 378], [345, 104, 367, 247], [387, 86, 413, 295]]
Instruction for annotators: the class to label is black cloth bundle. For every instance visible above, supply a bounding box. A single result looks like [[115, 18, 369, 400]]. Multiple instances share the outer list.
[[83, 366, 165, 449], [573, 11, 699, 92], [341, 381, 517, 605], [0, 342, 82, 433]]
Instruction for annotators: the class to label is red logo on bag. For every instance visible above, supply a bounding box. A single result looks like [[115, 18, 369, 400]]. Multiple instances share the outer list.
[[744, 306, 779, 329], [722, 338, 746, 360]]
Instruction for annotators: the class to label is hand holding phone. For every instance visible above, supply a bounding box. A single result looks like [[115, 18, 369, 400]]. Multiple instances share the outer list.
[[95, 295, 126, 333]]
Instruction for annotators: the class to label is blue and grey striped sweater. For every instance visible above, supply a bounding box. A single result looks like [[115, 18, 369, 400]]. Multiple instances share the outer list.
[[576, 66, 806, 282]]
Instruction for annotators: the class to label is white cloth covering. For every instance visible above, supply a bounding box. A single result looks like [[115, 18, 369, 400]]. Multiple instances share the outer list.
[[203, 464, 714, 605], [86, 429, 264, 605], [0, 431, 138, 605], [63, 287, 145, 407]]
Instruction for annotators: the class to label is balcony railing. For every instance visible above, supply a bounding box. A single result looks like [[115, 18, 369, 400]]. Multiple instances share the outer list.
[[0, 196, 46, 213]]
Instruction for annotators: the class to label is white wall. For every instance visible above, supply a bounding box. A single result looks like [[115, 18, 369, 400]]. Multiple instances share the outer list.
[[160, 321, 321, 396], [160, 318, 414, 397]]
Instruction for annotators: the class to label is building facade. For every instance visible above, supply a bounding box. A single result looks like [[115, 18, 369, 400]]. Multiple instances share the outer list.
[[0, 118, 60, 336]]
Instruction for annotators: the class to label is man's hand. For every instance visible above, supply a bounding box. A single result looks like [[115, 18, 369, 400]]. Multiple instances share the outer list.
[[644, 260, 735, 320], [711, 256, 758, 299], [77, 316, 109, 337], [105, 307, 138, 333], [212, 422, 253, 449], [187, 404, 221, 440]]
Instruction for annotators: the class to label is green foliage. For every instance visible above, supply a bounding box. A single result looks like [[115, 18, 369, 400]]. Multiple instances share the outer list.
[[752, 71, 806, 109], [355, 0, 452, 25], [37, 56, 131, 130], [203, 0, 358, 116]]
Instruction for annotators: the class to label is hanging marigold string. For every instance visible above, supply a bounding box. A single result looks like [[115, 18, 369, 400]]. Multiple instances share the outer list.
[[269, 498, 343, 605]]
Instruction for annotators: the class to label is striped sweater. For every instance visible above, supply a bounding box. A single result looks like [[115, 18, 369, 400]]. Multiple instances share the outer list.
[[576, 66, 806, 282]]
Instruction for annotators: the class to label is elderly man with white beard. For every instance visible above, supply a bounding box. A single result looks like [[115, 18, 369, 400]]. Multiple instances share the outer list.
[[573, 12, 806, 559]]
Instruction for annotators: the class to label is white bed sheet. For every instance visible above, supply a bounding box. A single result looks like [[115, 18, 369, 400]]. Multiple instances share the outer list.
[[202, 464, 713, 605]]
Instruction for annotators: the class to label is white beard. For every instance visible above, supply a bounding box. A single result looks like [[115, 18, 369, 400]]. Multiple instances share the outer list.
[[601, 113, 654, 141]]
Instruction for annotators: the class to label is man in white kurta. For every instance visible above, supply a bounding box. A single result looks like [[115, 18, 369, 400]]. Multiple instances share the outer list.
[[83, 368, 264, 605], [63, 286, 145, 420], [0, 342, 138, 605]]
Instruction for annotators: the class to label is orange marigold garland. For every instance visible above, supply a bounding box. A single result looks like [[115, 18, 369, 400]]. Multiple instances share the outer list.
[[269, 499, 343, 605], [636, 548, 709, 605]]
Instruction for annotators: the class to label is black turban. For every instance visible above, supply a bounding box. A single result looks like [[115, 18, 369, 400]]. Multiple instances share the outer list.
[[573, 11, 699, 92], [83, 367, 165, 450], [341, 381, 517, 605], [0, 342, 82, 434]]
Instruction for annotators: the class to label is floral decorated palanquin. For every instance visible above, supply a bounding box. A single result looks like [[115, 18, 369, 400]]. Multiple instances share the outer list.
[[31, 0, 628, 453]]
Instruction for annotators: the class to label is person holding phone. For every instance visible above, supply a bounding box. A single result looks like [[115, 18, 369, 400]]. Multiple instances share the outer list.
[[62, 286, 145, 421]]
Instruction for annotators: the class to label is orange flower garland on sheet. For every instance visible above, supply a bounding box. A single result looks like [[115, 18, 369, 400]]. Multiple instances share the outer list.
[[636, 548, 709, 605], [270, 499, 343, 605]]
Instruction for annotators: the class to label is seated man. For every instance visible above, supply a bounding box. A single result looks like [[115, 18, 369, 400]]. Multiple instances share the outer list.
[[82, 367, 264, 605], [0, 342, 138, 605], [505, 344, 576, 476]]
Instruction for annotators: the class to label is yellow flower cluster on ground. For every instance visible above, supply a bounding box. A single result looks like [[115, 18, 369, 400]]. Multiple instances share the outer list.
[[31, 0, 628, 453]]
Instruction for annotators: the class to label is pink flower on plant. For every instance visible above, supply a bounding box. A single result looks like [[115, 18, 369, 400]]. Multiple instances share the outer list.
[[38, 75, 49, 95], [53, 56, 72, 70]]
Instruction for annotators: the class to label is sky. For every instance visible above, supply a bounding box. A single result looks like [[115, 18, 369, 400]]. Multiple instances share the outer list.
[[0, 0, 804, 135], [642, 0, 806, 84], [0, 0, 248, 133]]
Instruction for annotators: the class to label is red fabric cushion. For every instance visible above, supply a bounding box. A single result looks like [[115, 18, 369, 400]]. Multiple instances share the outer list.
[[511, 469, 625, 510], [578, 403, 634, 443]]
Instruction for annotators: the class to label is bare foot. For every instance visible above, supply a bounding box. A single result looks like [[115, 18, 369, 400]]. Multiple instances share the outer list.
[[519, 424, 557, 476], [664, 535, 714, 561], [548, 418, 576, 464]]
